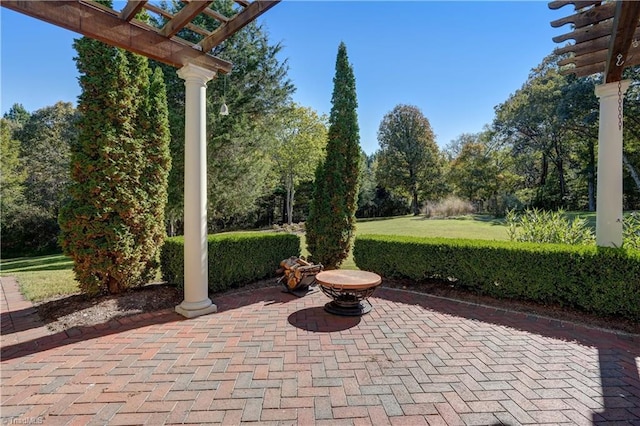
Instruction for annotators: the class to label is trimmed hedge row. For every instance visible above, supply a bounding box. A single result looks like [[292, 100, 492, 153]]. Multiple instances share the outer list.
[[354, 234, 640, 321], [161, 232, 300, 292]]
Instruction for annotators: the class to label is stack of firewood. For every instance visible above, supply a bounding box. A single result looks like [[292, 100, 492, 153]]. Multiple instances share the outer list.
[[277, 256, 323, 291]]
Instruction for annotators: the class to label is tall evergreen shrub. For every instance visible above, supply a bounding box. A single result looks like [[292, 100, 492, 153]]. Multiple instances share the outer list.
[[306, 42, 361, 269], [59, 21, 171, 295]]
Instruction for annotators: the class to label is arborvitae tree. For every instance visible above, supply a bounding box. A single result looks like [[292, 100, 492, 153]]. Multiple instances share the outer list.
[[59, 20, 171, 295], [139, 67, 171, 277], [306, 42, 361, 269]]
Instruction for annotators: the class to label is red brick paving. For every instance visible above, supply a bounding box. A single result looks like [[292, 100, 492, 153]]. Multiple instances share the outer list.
[[1, 276, 639, 425]]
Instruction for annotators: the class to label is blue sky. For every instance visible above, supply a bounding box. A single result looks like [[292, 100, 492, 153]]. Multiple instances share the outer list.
[[1, 1, 566, 155]]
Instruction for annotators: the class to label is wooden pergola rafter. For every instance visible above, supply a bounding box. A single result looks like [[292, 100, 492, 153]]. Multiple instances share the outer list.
[[550, 0, 640, 82], [1, 0, 279, 74]]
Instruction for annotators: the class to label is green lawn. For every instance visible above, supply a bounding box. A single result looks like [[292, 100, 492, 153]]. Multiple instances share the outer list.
[[312, 214, 510, 270], [0, 254, 76, 302], [356, 214, 509, 240]]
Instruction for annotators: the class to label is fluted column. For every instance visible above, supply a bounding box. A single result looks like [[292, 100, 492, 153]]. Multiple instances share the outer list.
[[594, 80, 630, 248], [175, 63, 217, 318]]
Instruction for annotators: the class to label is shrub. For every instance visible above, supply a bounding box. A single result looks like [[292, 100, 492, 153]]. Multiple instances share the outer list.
[[506, 208, 595, 246], [161, 232, 300, 292], [59, 38, 170, 295], [507, 208, 640, 250], [354, 234, 640, 321], [424, 196, 475, 218], [623, 212, 640, 251]]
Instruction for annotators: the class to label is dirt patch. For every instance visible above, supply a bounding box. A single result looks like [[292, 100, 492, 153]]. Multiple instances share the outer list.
[[36, 283, 183, 333], [35, 277, 639, 336]]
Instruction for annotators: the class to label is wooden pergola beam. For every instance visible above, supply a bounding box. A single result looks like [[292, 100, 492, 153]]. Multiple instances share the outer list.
[[199, 0, 278, 53], [559, 49, 607, 68], [555, 35, 610, 56], [1, 0, 232, 73], [550, 1, 614, 29], [160, 1, 213, 38], [558, 49, 640, 77], [604, 1, 640, 83], [201, 8, 230, 24], [567, 62, 606, 78], [144, 3, 212, 37], [120, 0, 147, 21], [553, 19, 615, 44], [548, 0, 602, 12]]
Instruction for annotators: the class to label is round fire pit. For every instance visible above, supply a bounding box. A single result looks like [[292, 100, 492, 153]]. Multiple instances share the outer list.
[[316, 270, 382, 316]]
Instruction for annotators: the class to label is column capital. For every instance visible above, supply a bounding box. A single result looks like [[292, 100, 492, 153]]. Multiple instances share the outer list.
[[177, 63, 217, 84], [595, 79, 631, 99]]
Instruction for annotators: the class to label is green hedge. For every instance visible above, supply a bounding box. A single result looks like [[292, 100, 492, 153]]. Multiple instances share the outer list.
[[354, 235, 640, 321], [161, 232, 300, 292]]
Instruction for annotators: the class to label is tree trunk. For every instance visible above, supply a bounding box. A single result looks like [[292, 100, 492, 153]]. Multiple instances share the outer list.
[[553, 139, 567, 206], [557, 159, 567, 206], [623, 154, 640, 193], [410, 168, 419, 215], [287, 187, 295, 225], [540, 154, 548, 186], [412, 190, 419, 215], [285, 174, 295, 225], [108, 277, 121, 294], [281, 194, 286, 224]]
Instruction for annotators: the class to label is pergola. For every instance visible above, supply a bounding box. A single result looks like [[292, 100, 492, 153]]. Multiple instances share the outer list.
[[549, 0, 640, 247], [2, 0, 279, 318], [2, 1, 638, 318]]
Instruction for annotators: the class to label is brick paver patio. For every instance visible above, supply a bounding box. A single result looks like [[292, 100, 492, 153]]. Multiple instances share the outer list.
[[1, 276, 639, 425]]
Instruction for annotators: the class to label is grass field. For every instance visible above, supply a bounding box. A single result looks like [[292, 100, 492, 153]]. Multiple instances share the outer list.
[[0, 213, 588, 300], [1, 254, 76, 301], [356, 214, 509, 240], [298, 214, 509, 269]]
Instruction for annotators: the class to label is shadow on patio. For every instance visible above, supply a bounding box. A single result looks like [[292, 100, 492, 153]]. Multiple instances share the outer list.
[[0, 281, 304, 362]]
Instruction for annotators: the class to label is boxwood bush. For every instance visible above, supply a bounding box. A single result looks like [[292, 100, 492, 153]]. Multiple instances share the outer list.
[[161, 232, 300, 292], [354, 234, 640, 321]]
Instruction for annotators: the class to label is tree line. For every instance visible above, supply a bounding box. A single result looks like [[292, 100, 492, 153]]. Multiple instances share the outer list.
[[360, 54, 640, 218], [2, 13, 639, 259]]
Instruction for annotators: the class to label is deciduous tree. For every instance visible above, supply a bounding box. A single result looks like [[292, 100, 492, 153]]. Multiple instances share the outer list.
[[376, 104, 442, 215], [17, 102, 77, 217], [271, 104, 327, 225], [494, 53, 578, 209], [0, 119, 26, 212]]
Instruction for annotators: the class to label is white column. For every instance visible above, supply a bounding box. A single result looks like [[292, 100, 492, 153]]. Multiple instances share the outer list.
[[175, 63, 217, 318], [594, 80, 630, 248]]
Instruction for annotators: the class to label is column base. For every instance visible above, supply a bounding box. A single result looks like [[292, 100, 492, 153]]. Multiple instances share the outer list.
[[175, 299, 217, 318]]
